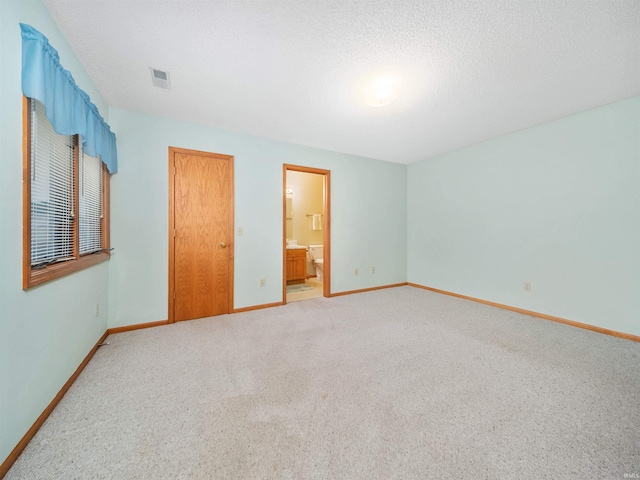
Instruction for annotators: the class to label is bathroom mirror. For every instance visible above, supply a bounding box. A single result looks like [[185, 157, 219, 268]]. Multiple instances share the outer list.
[[285, 198, 293, 239]]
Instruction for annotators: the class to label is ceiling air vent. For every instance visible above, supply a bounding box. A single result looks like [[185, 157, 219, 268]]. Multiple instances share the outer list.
[[150, 68, 171, 89]]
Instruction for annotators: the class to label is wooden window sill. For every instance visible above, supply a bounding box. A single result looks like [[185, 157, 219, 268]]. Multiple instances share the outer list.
[[24, 252, 110, 289]]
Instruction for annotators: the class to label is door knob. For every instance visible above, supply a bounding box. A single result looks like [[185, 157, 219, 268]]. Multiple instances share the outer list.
[[219, 242, 227, 248]]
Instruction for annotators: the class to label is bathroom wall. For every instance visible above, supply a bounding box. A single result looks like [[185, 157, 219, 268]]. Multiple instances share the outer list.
[[407, 96, 640, 336], [107, 107, 408, 326], [286, 170, 324, 276], [0, 0, 110, 468], [286, 171, 324, 270]]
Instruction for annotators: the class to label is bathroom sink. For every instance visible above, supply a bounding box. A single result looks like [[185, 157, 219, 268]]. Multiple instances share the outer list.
[[286, 240, 306, 249]]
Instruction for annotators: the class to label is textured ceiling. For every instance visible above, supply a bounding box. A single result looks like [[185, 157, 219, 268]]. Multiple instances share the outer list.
[[42, 0, 640, 164]]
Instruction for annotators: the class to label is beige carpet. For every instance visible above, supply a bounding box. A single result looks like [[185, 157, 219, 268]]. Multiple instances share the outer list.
[[6, 286, 640, 479]]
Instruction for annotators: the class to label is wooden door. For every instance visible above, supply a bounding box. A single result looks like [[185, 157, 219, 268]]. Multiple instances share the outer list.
[[169, 147, 233, 322]]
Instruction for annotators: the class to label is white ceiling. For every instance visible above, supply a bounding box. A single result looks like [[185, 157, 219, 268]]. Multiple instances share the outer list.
[[43, 0, 640, 165]]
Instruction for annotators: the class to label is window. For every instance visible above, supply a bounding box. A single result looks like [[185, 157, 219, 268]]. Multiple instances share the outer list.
[[23, 97, 110, 288]]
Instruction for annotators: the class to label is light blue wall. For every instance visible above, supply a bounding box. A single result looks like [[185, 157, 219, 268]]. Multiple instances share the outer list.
[[106, 109, 408, 327], [0, 0, 110, 467], [408, 97, 640, 336]]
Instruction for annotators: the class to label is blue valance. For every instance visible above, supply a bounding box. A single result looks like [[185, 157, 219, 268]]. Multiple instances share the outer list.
[[20, 23, 117, 173]]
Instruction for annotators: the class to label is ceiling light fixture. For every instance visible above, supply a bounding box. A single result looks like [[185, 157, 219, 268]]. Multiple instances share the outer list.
[[362, 74, 399, 107]]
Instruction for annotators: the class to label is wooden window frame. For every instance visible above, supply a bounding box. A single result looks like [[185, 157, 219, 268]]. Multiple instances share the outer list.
[[22, 96, 111, 289]]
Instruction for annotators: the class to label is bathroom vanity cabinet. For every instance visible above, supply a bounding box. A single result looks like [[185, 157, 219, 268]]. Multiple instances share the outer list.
[[286, 248, 307, 285]]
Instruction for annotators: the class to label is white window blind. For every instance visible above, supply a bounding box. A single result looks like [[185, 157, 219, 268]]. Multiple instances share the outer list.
[[30, 100, 74, 267], [79, 150, 102, 254]]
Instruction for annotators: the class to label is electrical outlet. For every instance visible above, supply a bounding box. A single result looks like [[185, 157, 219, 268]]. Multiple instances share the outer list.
[[95, 303, 99, 317], [354, 268, 359, 276], [371, 266, 376, 274], [237, 227, 243, 236], [259, 278, 266, 287], [523, 281, 532, 292]]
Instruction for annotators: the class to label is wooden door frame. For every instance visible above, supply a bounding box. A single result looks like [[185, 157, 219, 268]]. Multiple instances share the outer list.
[[282, 164, 331, 303], [168, 146, 235, 323]]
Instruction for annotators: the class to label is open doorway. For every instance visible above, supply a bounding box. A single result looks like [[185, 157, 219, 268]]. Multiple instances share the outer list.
[[283, 164, 330, 303]]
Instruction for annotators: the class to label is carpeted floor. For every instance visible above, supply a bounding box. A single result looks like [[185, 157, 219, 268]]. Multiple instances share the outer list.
[[6, 286, 640, 479]]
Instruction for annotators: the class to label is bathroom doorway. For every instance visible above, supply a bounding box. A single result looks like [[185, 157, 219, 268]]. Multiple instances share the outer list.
[[283, 164, 330, 303]]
